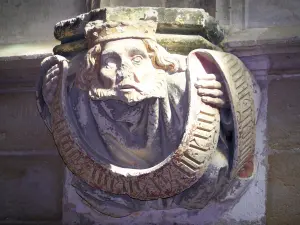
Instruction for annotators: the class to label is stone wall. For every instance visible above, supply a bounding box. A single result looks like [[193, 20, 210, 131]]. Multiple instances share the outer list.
[[1, 0, 300, 224], [0, 1, 86, 223], [267, 76, 300, 224], [0, 53, 64, 224]]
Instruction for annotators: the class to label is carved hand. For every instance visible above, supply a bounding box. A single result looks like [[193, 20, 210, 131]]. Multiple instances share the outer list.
[[41, 55, 66, 109], [194, 73, 227, 108]]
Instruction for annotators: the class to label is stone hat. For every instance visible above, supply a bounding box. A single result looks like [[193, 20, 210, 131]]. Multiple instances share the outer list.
[[85, 9, 158, 48]]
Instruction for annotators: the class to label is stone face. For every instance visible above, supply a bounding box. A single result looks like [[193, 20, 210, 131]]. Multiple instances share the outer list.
[[267, 77, 300, 150], [267, 153, 300, 225], [0, 155, 64, 221], [0, 92, 56, 151]]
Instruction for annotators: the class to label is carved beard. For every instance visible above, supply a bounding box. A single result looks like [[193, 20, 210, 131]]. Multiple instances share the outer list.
[[89, 70, 167, 104]]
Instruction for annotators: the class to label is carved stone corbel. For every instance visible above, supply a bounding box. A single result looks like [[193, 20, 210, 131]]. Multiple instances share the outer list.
[[36, 7, 261, 218]]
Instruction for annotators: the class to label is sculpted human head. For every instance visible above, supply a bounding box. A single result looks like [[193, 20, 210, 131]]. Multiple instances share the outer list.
[[97, 38, 168, 103], [75, 38, 181, 104]]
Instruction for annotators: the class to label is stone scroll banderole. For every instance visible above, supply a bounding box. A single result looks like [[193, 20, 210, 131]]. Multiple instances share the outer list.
[[44, 53, 221, 200]]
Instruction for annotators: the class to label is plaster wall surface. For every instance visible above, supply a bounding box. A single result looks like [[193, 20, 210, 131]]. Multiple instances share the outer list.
[[0, 0, 86, 44], [246, 0, 300, 28]]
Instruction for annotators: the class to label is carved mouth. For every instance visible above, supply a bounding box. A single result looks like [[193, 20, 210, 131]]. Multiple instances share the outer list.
[[119, 84, 142, 92]]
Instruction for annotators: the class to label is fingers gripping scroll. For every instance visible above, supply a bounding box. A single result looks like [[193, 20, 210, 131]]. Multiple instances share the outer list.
[[41, 55, 68, 109]]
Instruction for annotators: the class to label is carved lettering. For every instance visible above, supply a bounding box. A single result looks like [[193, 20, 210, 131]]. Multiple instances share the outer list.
[[172, 162, 193, 177], [231, 65, 242, 79], [184, 150, 205, 165], [197, 114, 215, 123], [197, 123, 214, 132], [113, 178, 125, 193]]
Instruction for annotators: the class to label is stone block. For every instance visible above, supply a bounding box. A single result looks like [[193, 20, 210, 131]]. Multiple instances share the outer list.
[[0, 155, 64, 221], [0, 92, 56, 151], [54, 7, 223, 44], [267, 153, 300, 225], [267, 77, 300, 150]]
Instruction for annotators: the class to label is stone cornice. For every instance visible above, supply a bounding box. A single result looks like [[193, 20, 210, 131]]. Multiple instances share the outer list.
[[224, 26, 300, 56], [223, 26, 300, 75], [0, 41, 58, 62]]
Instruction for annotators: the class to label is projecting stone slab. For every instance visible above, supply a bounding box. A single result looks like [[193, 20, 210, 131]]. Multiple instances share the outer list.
[[54, 7, 224, 45], [53, 34, 222, 56]]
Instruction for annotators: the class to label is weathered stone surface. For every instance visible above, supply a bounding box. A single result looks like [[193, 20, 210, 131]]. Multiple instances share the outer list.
[[53, 34, 222, 56], [53, 40, 87, 57], [54, 7, 224, 44], [268, 77, 300, 150], [267, 153, 300, 225], [0, 92, 56, 151], [156, 34, 222, 54], [0, 155, 64, 221], [38, 6, 259, 219]]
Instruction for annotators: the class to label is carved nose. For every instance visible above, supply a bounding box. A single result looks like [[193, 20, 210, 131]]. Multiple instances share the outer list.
[[117, 70, 125, 81], [118, 61, 133, 79]]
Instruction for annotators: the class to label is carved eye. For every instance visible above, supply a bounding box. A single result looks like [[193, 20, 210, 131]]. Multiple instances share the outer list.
[[131, 55, 143, 65], [104, 58, 117, 69]]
